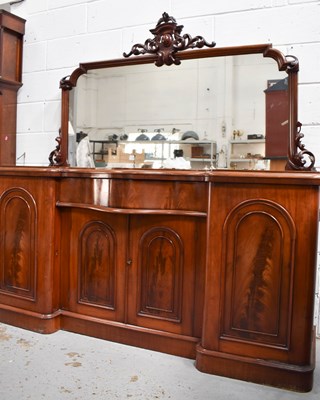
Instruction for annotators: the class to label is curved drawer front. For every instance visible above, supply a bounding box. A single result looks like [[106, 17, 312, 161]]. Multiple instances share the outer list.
[[59, 177, 208, 213], [108, 179, 208, 212]]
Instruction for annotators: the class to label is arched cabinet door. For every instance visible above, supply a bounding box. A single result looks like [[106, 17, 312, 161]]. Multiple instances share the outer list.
[[220, 199, 295, 348], [197, 182, 318, 391], [0, 188, 37, 300], [60, 206, 206, 339], [127, 215, 206, 337], [60, 208, 128, 322]]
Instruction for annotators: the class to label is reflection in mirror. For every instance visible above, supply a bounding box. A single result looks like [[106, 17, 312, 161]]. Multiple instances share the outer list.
[[69, 54, 286, 170]]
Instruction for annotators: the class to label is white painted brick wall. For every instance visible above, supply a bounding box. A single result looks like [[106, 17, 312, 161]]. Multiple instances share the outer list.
[[23, 42, 47, 73], [172, 0, 274, 17], [299, 85, 320, 125], [10, 0, 320, 167], [215, 3, 320, 46], [24, 5, 87, 43], [87, 0, 171, 32], [47, 30, 123, 69], [5, 0, 320, 335], [48, 0, 93, 9], [289, 43, 320, 84]]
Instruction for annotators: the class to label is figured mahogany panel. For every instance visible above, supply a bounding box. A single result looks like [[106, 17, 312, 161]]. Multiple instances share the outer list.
[[78, 221, 116, 309], [0, 168, 318, 391], [127, 215, 205, 336], [109, 180, 208, 212], [0, 188, 37, 299], [138, 227, 183, 321], [221, 199, 295, 348], [61, 209, 127, 321]]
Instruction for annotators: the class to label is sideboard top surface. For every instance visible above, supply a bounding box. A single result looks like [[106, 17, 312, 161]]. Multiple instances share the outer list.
[[0, 166, 320, 186]]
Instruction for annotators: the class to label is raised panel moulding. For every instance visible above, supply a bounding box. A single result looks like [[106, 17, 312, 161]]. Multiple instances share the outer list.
[[221, 199, 296, 348], [78, 221, 116, 309], [138, 227, 183, 322], [0, 188, 37, 300]]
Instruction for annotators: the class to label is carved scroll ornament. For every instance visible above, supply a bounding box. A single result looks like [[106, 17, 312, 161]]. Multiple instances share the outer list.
[[284, 55, 315, 171], [48, 132, 62, 166], [49, 76, 74, 166], [123, 12, 216, 66], [287, 122, 316, 170]]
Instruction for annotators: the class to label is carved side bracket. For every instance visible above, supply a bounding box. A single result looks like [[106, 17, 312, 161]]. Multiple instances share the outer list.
[[123, 12, 216, 66], [48, 131, 63, 166], [283, 55, 315, 171], [287, 122, 316, 171], [49, 76, 74, 166]]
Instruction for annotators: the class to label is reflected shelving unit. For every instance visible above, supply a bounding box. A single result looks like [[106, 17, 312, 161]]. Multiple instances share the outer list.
[[228, 138, 266, 170], [90, 139, 217, 169]]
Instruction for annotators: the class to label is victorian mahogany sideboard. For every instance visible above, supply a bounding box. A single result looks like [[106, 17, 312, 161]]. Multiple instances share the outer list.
[[0, 167, 318, 392]]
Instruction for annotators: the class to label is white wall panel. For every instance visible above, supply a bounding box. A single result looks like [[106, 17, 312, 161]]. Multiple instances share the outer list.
[[172, 0, 272, 17], [299, 84, 320, 125], [16, 102, 45, 134], [215, 4, 320, 46], [87, 0, 171, 32], [288, 43, 320, 84], [48, 0, 93, 9], [16, 132, 58, 166], [47, 30, 122, 69], [19, 70, 69, 103], [24, 5, 87, 43], [23, 42, 47, 73]]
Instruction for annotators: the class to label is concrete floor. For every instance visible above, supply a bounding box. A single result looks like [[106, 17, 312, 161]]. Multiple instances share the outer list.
[[0, 322, 319, 400]]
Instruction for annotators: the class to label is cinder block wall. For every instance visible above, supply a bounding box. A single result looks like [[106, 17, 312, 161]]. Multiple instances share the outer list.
[[7, 0, 320, 334], [10, 0, 320, 167]]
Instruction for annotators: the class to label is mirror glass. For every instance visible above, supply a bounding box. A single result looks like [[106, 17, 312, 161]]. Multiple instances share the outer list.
[[69, 54, 287, 170]]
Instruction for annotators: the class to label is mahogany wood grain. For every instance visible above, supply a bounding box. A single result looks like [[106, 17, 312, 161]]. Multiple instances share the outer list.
[[0, 175, 60, 332], [196, 181, 318, 391], [60, 209, 127, 322], [0, 167, 318, 391], [126, 215, 205, 336], [108, 179, 208, 211]]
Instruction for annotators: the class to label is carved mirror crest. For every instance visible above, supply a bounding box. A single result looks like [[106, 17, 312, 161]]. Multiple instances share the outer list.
[[123, 12, 216, 66]]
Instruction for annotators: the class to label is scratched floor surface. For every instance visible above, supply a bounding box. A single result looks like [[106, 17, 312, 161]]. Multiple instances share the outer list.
[[0, 322, 319, 400]]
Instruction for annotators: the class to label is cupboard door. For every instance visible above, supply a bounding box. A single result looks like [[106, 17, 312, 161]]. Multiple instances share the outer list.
[[202, 183, 318, 362], [127, 215, 205, 336], [61, 209, 127, 321]]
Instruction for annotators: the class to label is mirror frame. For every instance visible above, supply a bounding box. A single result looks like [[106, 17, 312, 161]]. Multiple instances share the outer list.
[[50, 12, 315, 171]]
